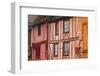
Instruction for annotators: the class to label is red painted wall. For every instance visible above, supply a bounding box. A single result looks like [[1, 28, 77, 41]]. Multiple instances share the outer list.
[[31, 22, 48, 60]]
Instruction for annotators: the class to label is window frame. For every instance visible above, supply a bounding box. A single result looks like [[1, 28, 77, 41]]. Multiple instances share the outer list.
[[53, 43, 59, 57], [63, 19, 70, 34], [63, 42, 70, 56], [55, 21, 59, 35], [38, 25, 41, 35]]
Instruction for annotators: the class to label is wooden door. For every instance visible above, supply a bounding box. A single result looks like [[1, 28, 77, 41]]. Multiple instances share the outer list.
[[35, 46, 40, 60]]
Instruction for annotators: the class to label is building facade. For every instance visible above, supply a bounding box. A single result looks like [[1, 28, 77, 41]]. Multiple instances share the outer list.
[[28, 16, 88, 61], [31, 17, 48, 60], [48, 17, 88, 60]]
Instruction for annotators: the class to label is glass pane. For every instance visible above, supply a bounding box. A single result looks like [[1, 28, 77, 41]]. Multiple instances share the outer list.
[[64, 21, 69, 32], [63, 42, 69, 56], [54, 44, 58, 56]]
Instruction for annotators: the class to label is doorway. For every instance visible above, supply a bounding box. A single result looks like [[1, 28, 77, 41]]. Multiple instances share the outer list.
[[35, 46, 40, 60]]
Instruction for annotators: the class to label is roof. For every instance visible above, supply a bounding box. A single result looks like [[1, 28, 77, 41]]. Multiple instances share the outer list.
[[28, 16, 72, 27]]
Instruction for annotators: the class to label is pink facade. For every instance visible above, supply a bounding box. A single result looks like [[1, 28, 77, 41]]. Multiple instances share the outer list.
[[31, 23, 48, 60]]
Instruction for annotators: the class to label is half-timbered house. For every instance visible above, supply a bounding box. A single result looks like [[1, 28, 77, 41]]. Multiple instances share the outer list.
[[28, 16, 88, 61], [30, 16, 48, 60], [48, 16, 88, 59]]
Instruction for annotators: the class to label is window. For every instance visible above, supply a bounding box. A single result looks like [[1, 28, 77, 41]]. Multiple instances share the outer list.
[[63, 42, 70, 56], [75, 47, 81, 58], [63, 20, 70, 33], [45, 44, 48, 59], [55, 21, 59, 35], [38, 25, 41, 35], [54, 43, 58, 57]]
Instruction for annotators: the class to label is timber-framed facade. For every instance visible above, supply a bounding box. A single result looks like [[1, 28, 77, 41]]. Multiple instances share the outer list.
[[28, 16, 88, 61]]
